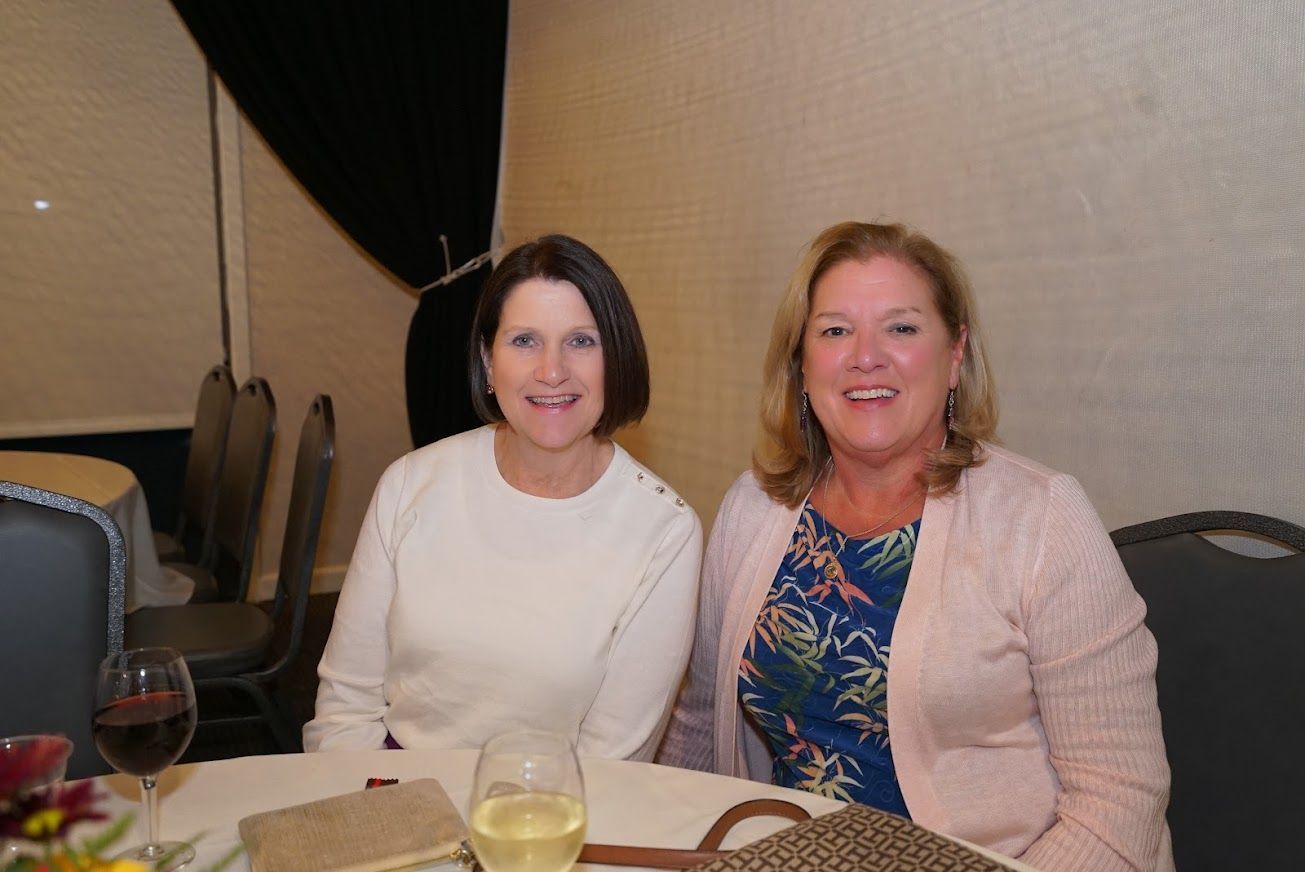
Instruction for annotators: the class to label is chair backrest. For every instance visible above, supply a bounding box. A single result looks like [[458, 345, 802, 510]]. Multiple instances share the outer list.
[[1111, 511, 1305, 871], [205, 376, 276, 602], [176, 365, 236, 558], [260, 395, 334, 680], [0, 482, 126, 780]]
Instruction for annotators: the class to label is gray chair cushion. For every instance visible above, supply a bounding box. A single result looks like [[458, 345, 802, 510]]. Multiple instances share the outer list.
[[164, 559, 221, 603], [125, 603, 273, 679]]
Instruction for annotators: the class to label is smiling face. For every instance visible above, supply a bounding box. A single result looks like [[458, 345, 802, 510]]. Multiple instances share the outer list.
[[802, 256, 966, 472], [484, 277, 606, 456]]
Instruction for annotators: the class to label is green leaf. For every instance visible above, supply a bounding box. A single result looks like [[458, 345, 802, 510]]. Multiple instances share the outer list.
[[81, 811, 136, 855], [153, 838, 196, 869], [150, 834, 245, 872]]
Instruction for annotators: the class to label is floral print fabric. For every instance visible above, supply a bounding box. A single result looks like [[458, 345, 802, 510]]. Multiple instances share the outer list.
[[738, 504, 919, 816]]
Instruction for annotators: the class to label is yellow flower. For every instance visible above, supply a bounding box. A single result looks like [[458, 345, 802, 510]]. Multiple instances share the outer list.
[[44, 855, 149, 872], [21, 807, 65, 839]]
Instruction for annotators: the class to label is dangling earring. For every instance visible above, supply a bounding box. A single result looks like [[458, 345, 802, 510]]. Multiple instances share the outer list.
[[799, 391, 809, 432], [487, 384, 495, 395], [946, 388, 956, 431]]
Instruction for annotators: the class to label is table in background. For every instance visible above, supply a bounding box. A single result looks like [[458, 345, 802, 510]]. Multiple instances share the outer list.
[[0, 450, 193, 611], [84, 749, 1028, 871]]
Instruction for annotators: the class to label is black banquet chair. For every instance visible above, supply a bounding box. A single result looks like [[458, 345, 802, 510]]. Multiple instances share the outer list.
[[154, 364, 236, 563], [126, 395, 334, 752], [169, 376, 276, 604], [1111, 511, 1305, 872], [0, 481, 126, 779]]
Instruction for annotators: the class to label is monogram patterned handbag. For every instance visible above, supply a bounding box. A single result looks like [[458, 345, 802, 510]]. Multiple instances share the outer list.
[[690, 802, 1010, 871]]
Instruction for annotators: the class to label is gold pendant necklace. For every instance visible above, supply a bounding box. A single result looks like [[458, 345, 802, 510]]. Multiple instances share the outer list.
[[818, 460, 922, 578]]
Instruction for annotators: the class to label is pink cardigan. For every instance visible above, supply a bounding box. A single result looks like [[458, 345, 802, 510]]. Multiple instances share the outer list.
[[658, 445, 1173, 871]]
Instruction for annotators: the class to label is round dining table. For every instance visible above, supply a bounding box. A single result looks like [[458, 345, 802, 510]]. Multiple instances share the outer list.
[[0, 450, 193, 611], [83, 749, 1028, 871]]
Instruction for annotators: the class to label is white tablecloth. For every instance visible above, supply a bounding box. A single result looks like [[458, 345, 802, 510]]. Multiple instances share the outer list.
[[81, 749, 1028, 870], [0, 450, 193, 611]]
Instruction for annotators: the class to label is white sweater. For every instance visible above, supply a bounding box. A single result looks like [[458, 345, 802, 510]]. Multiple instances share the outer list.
[[303, 425, 703, 760]]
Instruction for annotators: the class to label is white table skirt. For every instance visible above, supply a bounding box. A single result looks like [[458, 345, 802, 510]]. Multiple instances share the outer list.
[[80, 749, 1027, 871], [0, 450, 193, 611]]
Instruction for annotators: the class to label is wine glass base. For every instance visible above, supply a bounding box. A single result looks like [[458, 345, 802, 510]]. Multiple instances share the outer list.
[[117, 840, 195, 870]]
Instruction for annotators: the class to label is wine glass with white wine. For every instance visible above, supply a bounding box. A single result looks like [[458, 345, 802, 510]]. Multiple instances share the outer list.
[[468, 730, 587, 872]]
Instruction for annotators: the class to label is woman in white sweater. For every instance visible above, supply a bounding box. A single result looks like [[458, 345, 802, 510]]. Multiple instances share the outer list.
[[304, 235, 703, 760]]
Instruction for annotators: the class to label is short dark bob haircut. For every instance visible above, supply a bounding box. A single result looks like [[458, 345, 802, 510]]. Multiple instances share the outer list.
[[468, 234, 651, 438]]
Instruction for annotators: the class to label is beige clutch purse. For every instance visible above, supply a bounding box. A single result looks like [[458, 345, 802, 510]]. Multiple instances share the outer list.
[[237, 778, 468, 872]]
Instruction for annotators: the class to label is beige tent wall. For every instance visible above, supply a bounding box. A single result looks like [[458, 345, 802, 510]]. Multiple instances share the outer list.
[[237, 123, 416, 599], [6, 0, 1300, 595], [500, 0, 1305, 532], [0, 0, 224, 437], [1, 0, 416, 596]]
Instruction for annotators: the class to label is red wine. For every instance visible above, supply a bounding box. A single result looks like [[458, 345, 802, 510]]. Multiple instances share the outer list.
[[93, 691, 197, 777]]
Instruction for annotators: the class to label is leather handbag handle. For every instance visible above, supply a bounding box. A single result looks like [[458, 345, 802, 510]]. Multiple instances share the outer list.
[[576, 798, 812, 869], [576, 843, 727, 868], [694, 798, 812, 850]]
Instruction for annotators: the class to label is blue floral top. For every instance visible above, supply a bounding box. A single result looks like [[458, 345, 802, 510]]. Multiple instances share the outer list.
[[738, 503, 919, 816]]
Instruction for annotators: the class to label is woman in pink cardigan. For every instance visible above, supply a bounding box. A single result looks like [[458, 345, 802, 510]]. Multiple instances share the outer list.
[[658, 222, 1172, 871]]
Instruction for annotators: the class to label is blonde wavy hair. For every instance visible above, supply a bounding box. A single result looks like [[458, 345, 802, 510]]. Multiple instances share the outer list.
[[754, 222, 998, 507]]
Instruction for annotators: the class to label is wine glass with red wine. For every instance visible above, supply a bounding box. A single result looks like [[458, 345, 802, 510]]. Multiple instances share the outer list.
[[93, 647, 198, 870]]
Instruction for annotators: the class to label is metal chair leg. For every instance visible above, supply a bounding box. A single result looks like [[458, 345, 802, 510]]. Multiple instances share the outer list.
[[234, 678, 299, 753]]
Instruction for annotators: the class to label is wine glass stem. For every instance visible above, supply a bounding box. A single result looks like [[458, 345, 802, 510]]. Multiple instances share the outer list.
[[140, 775, 161, 850]]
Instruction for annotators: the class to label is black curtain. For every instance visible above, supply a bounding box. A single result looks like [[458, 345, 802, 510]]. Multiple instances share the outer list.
[[172, 0, 506, 446]]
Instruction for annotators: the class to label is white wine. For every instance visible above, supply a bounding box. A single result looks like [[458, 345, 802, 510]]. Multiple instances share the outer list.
[[469, 791, 587, 872]]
